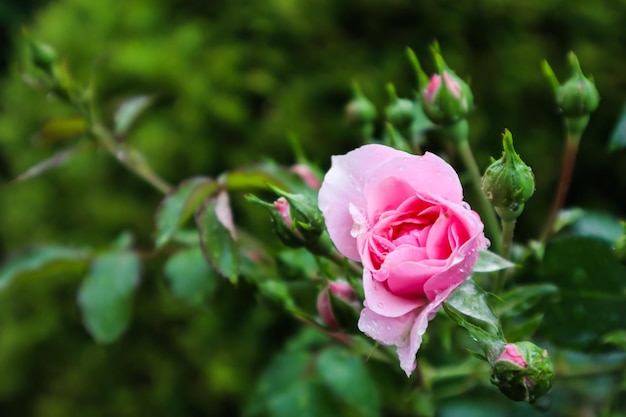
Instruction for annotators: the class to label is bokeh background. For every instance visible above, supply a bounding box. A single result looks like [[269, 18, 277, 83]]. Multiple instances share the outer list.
[[1, 0, 626, 416]]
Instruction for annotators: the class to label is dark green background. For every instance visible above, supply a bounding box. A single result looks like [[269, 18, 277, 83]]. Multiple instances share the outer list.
[[1, 0, 625, 416]]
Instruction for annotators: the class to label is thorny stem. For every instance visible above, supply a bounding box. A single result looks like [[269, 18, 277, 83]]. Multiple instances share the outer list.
[[540, 129, 582, 242]]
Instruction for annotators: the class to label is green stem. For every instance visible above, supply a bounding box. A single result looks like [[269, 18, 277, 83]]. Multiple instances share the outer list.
[[307, 237, 364, 277], [451, 121, 502, 253], [90, 123, 172, 194], [540, 125, 583, 242], [422, 357, 489, 384], [494, 217, 516, 293], [77, 76, 172, 195]]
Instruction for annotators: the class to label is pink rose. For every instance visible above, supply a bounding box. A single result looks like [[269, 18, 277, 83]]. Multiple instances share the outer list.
[[318, 144, 487, 376]]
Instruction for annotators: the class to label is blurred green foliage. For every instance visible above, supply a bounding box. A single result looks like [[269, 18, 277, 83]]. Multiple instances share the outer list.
[[1, 0, 626, 416]]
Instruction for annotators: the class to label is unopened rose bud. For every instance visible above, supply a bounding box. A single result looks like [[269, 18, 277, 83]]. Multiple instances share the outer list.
[[491, 342, 554, 403], [270, 186, 325, 243], [556, 52, 599, 118], [316, 281, 360, 330], [407, 46, 473, 126], [290, 163, 321, 190], [273, 197, 295, 229], [346, 82, 377, 140], [542, 52, 599, 136], [246, 187, 325, 248], [245, 195, 305, 247], [482, 129, 535, 221], [28, 38, 57, 76], [385, 83, 415, 131]]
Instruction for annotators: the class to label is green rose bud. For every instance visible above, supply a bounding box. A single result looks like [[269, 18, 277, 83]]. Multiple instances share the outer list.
[[491, 342, 554, 403], [246, 195, 305, 247], [270, 186, 324, 242], [482, 129, 535, 221], [346, 81, 377, 140], [555, 52, 600, 118], [542, 52, 599, 136], [246, 186, 325, 248], [385, 83, 415, 130], [27, 38, 58, 76], [407, 45, 474, 126]]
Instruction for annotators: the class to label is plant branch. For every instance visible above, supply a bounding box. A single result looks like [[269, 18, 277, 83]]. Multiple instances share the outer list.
[[90, 123, 172, 194], [540, 129, 582, 242]]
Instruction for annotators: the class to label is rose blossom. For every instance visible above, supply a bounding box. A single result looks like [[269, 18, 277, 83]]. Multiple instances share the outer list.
[[318, 144, 488, 376]]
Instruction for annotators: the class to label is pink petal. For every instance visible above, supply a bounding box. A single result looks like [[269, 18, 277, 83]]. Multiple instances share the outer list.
[[358, 307, 417, 346], [318, 144, 403, 260], [358, 277, 466, 377], [397, 278, 467, 376], [497, 344, 527, 368], [364, 177, 417, 221], [425, 211, 453, 259], [422, 236, 484, 301], [363, 152, 463, 212], [382, 247, 433, 295], [273, 197, 293, 228], [363, 269, 426, 317]]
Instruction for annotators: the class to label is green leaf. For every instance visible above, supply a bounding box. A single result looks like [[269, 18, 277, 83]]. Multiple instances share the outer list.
[[223, 161, 312, 195], [553, 207, 585, 234], [258, 280, 297, 312], [608, 102, 626, 152], [164, 247, 217, 306], [536, 236, 626, 351], [0, 246, 87, 290], [603, 330, 626, 350], [443, 279, 504, 361], [316, 347, 381, 417], [195, 192, 239, 283], [11, 145, 80, 183], [567, 210, 623, 242], [113, 94, 155, 135], [503, 313, 545, 342], [473, 250, 516, 273], [33, 116, 86, 144], [154, 177, 217, 248], [495, 284, 559, 318], [77, 251, 141, 343], [445, 279, 501, 336], [267, 380, 336, 417], [245, 349, 312, 417]]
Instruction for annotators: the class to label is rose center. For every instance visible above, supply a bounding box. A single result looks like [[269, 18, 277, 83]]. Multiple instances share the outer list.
[[366, 197, 461, 270]]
